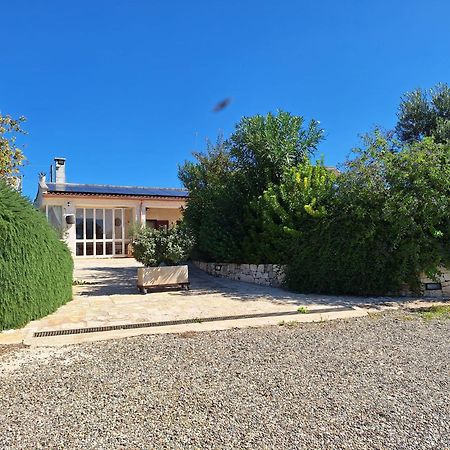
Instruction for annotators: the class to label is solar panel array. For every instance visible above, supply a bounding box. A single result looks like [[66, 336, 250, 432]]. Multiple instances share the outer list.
[[47, 183, 188, 198]]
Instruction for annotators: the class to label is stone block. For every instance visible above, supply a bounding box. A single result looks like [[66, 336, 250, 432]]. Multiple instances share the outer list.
[[239, 274, 254, 283]]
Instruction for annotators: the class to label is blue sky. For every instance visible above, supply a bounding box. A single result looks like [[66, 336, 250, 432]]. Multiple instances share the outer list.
[[2, 0, 449, 199]]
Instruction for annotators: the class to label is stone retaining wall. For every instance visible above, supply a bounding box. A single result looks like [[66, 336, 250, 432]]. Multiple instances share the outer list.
[[417, 268, 450, 298], [193, 261, 286, 287], [194, 261, 450, 298]]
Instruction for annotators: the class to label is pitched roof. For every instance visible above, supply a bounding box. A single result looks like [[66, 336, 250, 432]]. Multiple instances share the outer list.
[[45, 182, 188, 198]]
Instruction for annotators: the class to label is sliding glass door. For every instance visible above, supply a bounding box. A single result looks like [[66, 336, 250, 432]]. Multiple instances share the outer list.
[[75, 208, 130, 257]]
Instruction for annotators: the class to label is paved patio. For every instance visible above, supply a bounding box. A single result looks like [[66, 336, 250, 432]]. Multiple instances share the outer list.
[[0, 258, 438, 346]]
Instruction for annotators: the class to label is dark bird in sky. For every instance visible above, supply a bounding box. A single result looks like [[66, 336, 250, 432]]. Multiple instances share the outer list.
[[212, 98, 231, 112]]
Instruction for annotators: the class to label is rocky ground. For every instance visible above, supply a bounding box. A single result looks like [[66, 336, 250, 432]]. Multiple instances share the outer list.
[[0, 310, 449, 450]]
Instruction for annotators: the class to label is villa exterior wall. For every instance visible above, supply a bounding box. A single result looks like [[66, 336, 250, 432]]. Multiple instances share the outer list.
[[34, 157, 187, 258], [39, 195, 185, 257], [145, 207, 182, 224]]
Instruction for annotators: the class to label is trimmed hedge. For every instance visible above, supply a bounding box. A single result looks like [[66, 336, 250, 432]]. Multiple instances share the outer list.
[[0, 182, 73, 330]]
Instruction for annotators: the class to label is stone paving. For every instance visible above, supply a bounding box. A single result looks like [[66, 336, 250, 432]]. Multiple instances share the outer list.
[[0, 258, 442, 346]]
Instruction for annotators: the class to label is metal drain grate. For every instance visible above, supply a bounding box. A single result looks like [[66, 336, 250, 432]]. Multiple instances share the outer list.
[[33, 306, 355, 338]]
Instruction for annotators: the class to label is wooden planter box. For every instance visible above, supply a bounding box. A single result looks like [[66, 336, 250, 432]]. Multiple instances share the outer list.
[[137, 265, 189, 293]]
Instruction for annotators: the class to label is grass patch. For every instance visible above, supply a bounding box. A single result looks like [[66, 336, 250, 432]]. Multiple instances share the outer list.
[[416, 305, 450, 320], [368, 312, 383, 320], [401, 315, 416, 321], [297, 306, 309, 314]]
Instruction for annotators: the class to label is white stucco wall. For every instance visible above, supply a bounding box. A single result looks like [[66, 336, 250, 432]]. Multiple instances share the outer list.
[[39, 195, 185, 256]]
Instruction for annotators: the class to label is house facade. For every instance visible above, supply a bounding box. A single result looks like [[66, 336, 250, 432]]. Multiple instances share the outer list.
[[35, 158, 188, 257]]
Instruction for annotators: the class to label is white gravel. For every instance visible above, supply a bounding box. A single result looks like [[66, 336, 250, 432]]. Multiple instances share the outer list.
[[1, 311, 449, 449]]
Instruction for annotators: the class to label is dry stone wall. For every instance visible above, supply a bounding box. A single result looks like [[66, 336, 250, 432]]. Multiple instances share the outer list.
[[194, 261, 450, 298], [193, 261, 286, 287], [418, 267, 450, 298]]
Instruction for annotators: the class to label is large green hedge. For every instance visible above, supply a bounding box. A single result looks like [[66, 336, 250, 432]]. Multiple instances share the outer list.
[[285, 136, 450, 295], [180, 108, 450, 295], [0, 182, 73, 330]]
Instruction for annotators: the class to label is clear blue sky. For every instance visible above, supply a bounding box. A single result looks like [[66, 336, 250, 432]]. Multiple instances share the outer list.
[[2, 0, 449, 199]]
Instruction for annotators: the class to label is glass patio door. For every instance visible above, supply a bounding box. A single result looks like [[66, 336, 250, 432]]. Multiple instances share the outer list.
[[75, 208, 129, 257]]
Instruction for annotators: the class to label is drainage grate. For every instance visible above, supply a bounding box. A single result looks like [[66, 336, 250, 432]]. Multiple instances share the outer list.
[[33, 306, 355, 338]]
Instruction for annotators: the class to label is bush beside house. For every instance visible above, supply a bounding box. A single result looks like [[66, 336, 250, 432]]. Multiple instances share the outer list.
[[132, 225, 194, 267], [0, 182, 73, 330], [180, 85, 450, 296], [286, 135, 450, 295]]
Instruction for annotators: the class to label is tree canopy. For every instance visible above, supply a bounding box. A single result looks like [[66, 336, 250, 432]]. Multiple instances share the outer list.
[[0, 114, 27, 183], [396, 82, 450, 143], [178, 110, 324, 262]]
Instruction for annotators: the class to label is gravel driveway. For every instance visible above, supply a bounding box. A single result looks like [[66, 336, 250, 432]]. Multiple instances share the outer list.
[[1, 311, 449, 450]]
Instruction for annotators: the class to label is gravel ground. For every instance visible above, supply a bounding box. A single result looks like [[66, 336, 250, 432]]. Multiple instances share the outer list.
[[0, 311, 449, 450]]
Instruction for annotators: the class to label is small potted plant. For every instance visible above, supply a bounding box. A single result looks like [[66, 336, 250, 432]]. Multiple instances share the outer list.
[[132, 224, 194, 293]]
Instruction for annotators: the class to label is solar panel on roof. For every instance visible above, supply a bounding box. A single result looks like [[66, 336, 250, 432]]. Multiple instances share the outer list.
[[46, 183, 188, 198]]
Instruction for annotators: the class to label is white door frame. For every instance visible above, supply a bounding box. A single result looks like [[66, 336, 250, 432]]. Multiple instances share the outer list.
[[75, 207, 130, 257]]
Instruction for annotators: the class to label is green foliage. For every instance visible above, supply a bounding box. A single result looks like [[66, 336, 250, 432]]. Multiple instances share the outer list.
[[416, 305, 450, 320], [396, 83, 450, 143], [178, 110, 324, 262], [132, 225, 194, 267], [0, 114, 27, 182], [229, 110, 323, 194], [0, 182, 73, 330], [241, 160, 336, 263], [286, 133, 450, 295], [179, 137, 243, 261], [180, 88, 450, 296]]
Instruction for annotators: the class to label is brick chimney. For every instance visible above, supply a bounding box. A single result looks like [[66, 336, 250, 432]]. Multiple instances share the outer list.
[[54, 157, 66, 183]]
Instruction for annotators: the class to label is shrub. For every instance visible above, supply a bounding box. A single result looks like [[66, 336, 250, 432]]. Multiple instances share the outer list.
[[0, 182, 73, 330], [132, 225, 194, 267], [285, 134, 450, 295], [178, 110, 324, 262], [241, 160, 336, 263], [396, 82, 450, 144]]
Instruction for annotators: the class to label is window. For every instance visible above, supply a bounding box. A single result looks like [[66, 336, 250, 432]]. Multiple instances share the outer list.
[[146, 219, 169, 229], [85, 209, 94, 240], [75, 208, 131, 257], [76, 208, 84, 240]]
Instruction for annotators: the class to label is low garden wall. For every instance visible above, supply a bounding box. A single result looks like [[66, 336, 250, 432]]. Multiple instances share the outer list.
[[193, 261, 286, 287], [413, 268, 450, 298], [194, 261, 450, 298]]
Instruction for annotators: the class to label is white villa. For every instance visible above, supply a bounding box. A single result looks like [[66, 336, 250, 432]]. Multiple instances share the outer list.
[[35, 157, 188, 258]]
